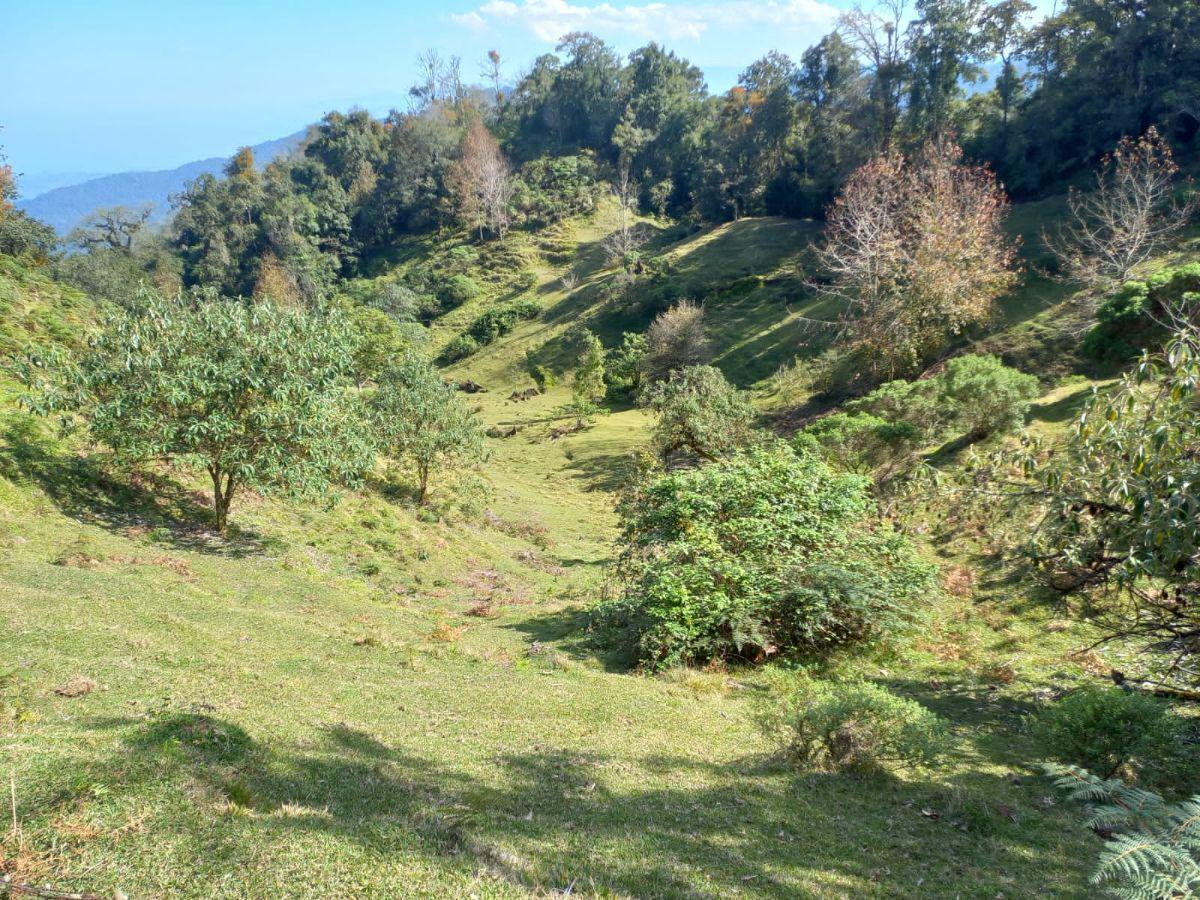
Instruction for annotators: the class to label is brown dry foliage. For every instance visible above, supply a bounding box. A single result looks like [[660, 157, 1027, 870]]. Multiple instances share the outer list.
[[818, 137, 1019, 377]]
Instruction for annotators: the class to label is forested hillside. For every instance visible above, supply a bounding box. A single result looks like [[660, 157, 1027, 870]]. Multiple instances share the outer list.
[[3, 0, 1200, 896]]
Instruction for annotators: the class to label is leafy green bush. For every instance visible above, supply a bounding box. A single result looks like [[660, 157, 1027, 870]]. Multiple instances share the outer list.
[[833, 355, 1038, 466], [643, 365, 754, 462], [1046, 764, 1200, 899], [938, 354, 1039, 439], [1019, 325, 1200, 684], [603, 331, 647, 402], [440, 333, 480, 363], [802, 412, 923, 478], [1083, 263, 1200, 362], [1031, 686, 1185, 781], [370, 282, 422, 321], [761, 680, 948, 772], [512, 154, 600, 227], [597, 443, 936, 668], [438, 274, 482, 309], [466, 298, 541, 345]]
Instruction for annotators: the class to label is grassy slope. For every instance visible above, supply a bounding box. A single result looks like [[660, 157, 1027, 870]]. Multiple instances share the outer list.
[[1, 202, 1180, 898]]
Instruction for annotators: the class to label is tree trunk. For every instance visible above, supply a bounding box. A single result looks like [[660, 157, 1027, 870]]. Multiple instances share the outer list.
[[209, 465, 236, 534], [417, 464, 430, 505]]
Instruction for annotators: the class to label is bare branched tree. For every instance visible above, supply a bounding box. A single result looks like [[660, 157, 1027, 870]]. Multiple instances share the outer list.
[[838, 0, 907, 150], [603, 168, 645, 264], [816, 137, 1019, 377], [1046, 128, 1197, 294], [410, 50, 466, 113], [447, 118, 513, 240], [481, 50, 504, 108]]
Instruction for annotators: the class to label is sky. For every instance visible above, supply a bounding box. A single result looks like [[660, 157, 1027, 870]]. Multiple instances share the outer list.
[[2, 0, 1055, 183]]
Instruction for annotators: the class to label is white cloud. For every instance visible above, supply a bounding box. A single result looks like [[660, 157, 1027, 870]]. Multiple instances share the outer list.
[[451, 0, 842, 46]]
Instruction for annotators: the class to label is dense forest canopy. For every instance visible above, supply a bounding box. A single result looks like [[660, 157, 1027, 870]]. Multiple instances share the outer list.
[[109, 0, 1197, 303]]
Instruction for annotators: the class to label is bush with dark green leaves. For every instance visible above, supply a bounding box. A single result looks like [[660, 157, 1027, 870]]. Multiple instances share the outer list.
[[437, 274, 482, 309], [1083, 263, 1200, 362], [761, 679, 948, 772], [512, 154, 600, 227], [598, 442, 936, 668], [1020, 325, 1200, 685], [802, 412, 923, 478], [814, 355, 1038, 479], [1031, 686, 1185, 782], [440, 333, 480, 363], [466, 298, 541, 345], [643, 365, 754, 462], [603, 331, 647, 401], [938, 354, 1039, 440]]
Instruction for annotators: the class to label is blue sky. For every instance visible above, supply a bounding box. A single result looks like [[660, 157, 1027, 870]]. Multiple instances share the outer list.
[[3, 0, 1055, 181]]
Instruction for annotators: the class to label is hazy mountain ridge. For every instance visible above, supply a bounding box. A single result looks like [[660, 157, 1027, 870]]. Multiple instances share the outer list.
[[16, 129, 308, 235]]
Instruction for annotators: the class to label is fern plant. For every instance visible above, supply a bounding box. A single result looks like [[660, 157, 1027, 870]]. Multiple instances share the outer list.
[[1046, 764, 1200, 898]]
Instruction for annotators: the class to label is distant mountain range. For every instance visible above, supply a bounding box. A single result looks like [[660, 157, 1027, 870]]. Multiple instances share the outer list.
[[16, 129, 309, 236]]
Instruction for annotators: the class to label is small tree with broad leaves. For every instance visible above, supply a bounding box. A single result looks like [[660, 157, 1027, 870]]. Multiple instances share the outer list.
[[23, 293, 372, 533], [1016, 321, 1200, 687], [369, 355, 487, 505]]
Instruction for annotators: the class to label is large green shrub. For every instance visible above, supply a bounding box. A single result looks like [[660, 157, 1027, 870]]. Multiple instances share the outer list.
[[598, 443, 936, 668], [939, 354, 1039, 440], [1031, 686, 1185, 781], [1020, 325, 1200, 685], [643, 365, 755, 462], [802, 412, 923, 478], [437, 274, 482, 309], [761, 680, 948, 772], [440, 333, 480, 363], [466, 298, 541, 344], [1083, 263, 1200, 362]]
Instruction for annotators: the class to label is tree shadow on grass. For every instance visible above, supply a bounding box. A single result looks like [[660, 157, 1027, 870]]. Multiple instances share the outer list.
[[38, 708, 1092, 896], [503, 604, 637, 673], [0, 417, 271, 558]]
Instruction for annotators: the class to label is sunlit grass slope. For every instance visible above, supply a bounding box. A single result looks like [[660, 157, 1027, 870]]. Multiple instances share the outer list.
[[0, 215, 1156, 899]]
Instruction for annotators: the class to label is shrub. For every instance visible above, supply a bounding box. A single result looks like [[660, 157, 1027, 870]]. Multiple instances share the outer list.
[[1020, 325, 1200, 685], [1031, 686, 1185, 781], [845, 378, 942, 442], [642, 300, 709, 383], [603, 331, 647, 401], [371, 282, 422, 321], [1083, 263, 1200, 361], [597, 443, 936, 668], [802, 411, 923, 478], [643, 365, 755, 463], [438, 274, 482, 309], [938, 354, 1039, 440], [440, 333, 480, 363], [512, 154, 600, 226], [762, 680, 948, 772], [465, 298, 540, 345]]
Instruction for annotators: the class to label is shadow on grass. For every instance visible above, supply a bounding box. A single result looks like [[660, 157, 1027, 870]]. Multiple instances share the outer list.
[[38, 705, 1092, 896], [0, 417, 271, 557], [1029, 384, 1095, 424], [504, 604, 636, 673]]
